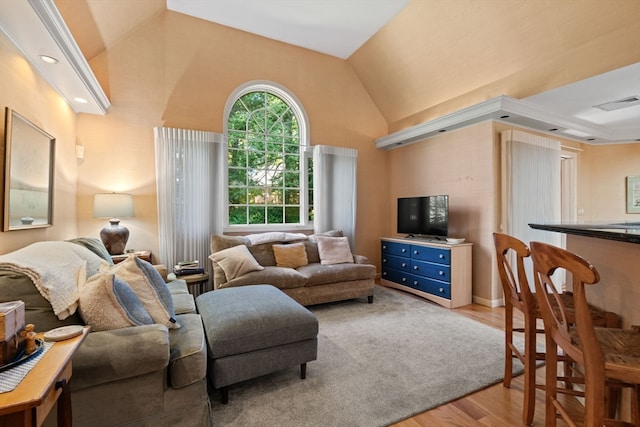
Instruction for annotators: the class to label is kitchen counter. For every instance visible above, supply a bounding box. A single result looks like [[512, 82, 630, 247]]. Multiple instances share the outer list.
[[529, 222, 640, 244]]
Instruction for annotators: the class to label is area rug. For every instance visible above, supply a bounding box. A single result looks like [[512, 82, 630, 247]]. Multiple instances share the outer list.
[[210, 285, 524, 426]]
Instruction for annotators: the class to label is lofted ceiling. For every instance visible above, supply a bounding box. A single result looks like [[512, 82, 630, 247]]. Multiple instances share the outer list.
[[0, 0, 639, 144]]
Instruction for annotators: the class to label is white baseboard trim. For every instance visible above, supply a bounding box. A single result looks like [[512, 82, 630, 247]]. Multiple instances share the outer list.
[[472, 295, 504, 308]]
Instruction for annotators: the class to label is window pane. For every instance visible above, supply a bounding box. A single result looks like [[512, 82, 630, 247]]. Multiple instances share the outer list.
[[248, 187, 264, 204], [284, 189, 299, 204], [284, 172, 299, 188], [248, 206, 266, 224], [229, 187, 247, 204], [229, 206, 247, 225], [285, 207, 300, 223], [267, 206, 283, 223], [228, 167, 246, 185]]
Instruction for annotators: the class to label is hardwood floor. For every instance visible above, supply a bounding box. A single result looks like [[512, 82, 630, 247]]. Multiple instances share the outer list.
[[389, 302, 585, 427]]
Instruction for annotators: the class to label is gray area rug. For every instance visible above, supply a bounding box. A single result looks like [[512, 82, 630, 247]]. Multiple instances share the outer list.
[[210, 285, 523, 426]]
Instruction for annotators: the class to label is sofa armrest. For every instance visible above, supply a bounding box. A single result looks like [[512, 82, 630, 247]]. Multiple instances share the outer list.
[[210, 260, 228, 289], [153, 264, 169, 282], [71, 324, 170, 391], [353, 254, 371, 264]]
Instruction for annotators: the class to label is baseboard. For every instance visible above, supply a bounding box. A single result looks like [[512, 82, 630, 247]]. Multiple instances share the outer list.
[[472, 295, 504, 308]]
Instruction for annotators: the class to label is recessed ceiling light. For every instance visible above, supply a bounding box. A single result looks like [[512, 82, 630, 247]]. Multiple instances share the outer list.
[[39, 55, 58, 64], [594, 95, 640, 111], [438, 129, 446, 133], [74, 97, 88, 104], [549, 128, 558, 132]]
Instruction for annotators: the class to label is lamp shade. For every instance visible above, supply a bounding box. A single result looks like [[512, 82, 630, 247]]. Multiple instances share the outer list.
[[93, 193, 134, 255], [93, 193, 134, 219]]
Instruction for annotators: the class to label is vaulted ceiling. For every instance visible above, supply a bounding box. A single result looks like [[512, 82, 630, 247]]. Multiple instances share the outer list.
[[2, 0, 639, 144]]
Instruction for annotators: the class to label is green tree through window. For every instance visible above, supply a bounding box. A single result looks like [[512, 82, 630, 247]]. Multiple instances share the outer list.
[[227, 89, 311, 226]]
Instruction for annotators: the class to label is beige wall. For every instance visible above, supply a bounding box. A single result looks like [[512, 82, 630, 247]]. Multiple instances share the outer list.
[[350, 0, 640, 134], [385, 122, 499, 304], [75, 11, 389, 264], [0, 33, 79, 254]]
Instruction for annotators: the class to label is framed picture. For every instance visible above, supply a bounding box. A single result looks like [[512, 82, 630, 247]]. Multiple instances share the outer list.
[[2, 108, 55, 230], [627, 176, 640, 213]]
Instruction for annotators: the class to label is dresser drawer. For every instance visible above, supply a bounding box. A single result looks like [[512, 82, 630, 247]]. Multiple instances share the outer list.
[[411, 259, 451, 282], [410, 245, 450, 265], [382, 268, 412, 287], [381, 241, 411, 257], [415, 277, 451, 299], [382, 254, 411, 271]]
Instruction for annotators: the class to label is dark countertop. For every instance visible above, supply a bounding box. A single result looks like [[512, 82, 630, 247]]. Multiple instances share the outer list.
[[529, 222, 640, 244]]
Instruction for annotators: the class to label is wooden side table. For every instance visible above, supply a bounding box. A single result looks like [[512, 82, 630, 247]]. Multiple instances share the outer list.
[[111, 250, 152, 264], [177, 272, 210, 296], [0, 326, 90, 427]]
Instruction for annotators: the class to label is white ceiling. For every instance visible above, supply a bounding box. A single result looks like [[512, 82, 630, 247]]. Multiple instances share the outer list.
[[1, 0, 639, 145], [166, 0, 410, 59]]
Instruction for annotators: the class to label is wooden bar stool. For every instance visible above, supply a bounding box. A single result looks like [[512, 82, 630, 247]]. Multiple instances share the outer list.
[[493, 233, 620, 425], [530, 241, 640, 427]]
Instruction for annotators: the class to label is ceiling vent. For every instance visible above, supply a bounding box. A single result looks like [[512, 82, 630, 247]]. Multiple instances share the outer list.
[[594, 95, 640, 111]]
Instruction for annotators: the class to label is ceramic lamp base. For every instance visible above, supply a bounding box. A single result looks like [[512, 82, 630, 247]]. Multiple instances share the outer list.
[[100, 219, 130, 255]]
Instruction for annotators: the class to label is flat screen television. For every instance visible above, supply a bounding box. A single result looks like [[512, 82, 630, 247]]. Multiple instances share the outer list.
[[397, 195, 449, 238]]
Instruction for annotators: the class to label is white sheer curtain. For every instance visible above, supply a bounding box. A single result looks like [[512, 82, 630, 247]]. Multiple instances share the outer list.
[[154, 127, 226, 270], [501, 129, 562, 289], [313, 145, 357, 247]]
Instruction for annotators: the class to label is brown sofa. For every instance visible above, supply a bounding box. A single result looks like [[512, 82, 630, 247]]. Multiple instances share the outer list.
[[209, 231, 376, 306]]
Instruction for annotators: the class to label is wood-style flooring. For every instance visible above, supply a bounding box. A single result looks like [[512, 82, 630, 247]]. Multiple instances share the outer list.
[[389, 299, 587, 427]]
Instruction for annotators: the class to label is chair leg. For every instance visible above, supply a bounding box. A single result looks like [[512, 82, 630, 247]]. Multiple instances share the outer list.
[[504, 305, 514, 388], [545, 337, 559, 427], [300, 362, 307, 380], [522, 313, 537, 426], [367, 295, 374, 304]]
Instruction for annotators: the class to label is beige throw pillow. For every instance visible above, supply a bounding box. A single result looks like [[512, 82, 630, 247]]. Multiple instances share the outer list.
[[110, 256, 180, 329], [273, 242, 309, 268], [209, 244, 264, 280], [79, 273, 153, 331], [315, 236, 354, 265]]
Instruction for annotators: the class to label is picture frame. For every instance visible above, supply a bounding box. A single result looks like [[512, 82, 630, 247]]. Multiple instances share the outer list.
[[2, 107, 55, 231], [626, 176, 640, 214]]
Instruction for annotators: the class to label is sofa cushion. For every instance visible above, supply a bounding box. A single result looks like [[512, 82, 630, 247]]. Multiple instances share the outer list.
[[78, 273, 154, 331], [196, 285, 318, 359], [273, 242, 308, 268], [315, 236, 354, 265], [219, 266, 307, 290], [209, 244, 264, 280], [297, 262, 377, 286], [168, 313, 207, 388], [71, 324, 170, 391], [110, 256, 180, 329], [172, 293, 196, 315]]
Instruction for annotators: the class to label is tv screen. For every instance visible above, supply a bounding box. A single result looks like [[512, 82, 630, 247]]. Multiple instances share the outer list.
[[397, 195, 448, 238]]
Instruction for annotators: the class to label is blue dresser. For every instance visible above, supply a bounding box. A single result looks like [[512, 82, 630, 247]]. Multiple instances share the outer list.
[[380, 237, 472, 308]]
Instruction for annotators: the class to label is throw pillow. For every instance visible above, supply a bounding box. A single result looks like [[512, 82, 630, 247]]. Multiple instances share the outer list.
[[273, 242, 309, 268], [315, 236, 354, 265], [79, 273, 153, 331], [110, 255, 180, 329], [209, 244, 264, 280], [67, 237, 115, 266]]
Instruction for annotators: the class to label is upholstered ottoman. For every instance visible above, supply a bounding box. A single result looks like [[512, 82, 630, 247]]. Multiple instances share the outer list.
[[195, 284, 318, 404]]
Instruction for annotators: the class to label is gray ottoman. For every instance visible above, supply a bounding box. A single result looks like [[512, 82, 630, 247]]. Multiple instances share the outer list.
[[196, 284, 318, 404]]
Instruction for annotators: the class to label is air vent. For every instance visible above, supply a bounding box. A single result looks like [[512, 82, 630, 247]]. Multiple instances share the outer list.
[[594, 95, 640, 111]]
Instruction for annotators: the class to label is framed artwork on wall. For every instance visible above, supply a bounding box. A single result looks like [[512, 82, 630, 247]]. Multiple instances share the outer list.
[[626, 176, 640, 214], [2, 107, 55, 231]]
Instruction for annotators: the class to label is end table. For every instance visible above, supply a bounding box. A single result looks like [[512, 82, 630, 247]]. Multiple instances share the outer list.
[[0, 326, 90, 427], [177, 272, 210, 296]]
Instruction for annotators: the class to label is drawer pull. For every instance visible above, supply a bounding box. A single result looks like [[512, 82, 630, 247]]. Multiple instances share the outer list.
[[55, 378, 67, 390], [413, 250, 418, 255], [439, 254, 445, 259], [401, 248, 406, 253], [414, 281, 418, 286], [382, 245, 387, 249], [439, 288, 444, 293], [383, 258, 387, 263], [402, 277, 407, 282], [382, 272, 387, 276], [439, 271, 445, 276], [413, 265, 418, 270], [401, 263, 406, 267]]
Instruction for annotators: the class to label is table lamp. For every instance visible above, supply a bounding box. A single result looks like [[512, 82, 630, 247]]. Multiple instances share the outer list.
[[93, 193, 135, 255]]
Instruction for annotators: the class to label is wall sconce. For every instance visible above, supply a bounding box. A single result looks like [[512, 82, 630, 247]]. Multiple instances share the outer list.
[[93, 193, 135, 255]]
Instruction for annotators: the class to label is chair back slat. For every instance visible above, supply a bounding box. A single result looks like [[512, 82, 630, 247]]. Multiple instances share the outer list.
[[493, 233, 536, 312]]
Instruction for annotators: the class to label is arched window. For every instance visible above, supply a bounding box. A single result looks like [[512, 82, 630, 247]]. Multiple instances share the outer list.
[[224, 82, 312, 229]]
